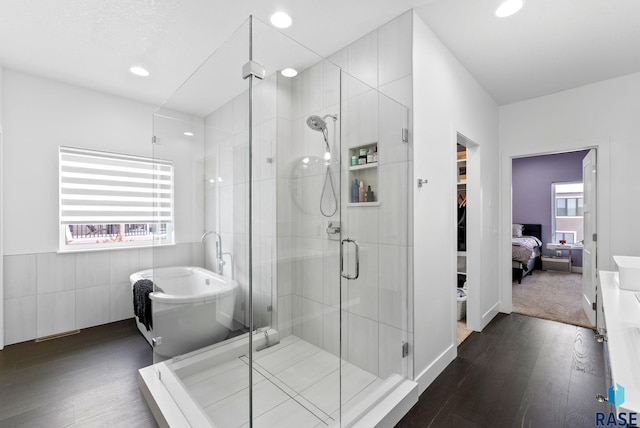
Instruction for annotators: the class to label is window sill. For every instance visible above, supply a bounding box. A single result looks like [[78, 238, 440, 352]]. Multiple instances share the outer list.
[[57, 242, 175, 255]]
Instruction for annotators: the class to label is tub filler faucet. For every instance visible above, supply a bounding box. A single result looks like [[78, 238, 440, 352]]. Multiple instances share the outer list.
[[201, 231, 225, 275]]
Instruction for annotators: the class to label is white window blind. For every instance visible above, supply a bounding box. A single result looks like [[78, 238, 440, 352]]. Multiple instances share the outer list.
[[59, 146, 173, 225]]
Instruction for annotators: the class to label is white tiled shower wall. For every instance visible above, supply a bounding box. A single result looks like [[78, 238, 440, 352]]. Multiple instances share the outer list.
[[277, 11, 414, 380], [200, 14, 415, 377]]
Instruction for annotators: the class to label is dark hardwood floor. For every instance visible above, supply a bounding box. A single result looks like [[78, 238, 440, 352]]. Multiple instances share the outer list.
[[397, 313, 615, 428], [0, 313, 613, 428], [0, 319, 157, 427]]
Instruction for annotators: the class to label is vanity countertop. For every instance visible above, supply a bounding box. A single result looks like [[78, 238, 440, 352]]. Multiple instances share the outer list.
[[600, 270, 640, 416]]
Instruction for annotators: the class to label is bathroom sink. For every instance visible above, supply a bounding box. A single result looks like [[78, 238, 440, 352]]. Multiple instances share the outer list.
[[613, 255, 640, 291]]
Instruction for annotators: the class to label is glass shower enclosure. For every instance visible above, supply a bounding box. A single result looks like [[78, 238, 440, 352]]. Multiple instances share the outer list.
[[140, 16, 414, 427]]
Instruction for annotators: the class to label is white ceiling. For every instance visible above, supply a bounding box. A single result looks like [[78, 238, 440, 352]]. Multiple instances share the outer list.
[[0, 0, 638, 109], [414, 0, 640, 104]]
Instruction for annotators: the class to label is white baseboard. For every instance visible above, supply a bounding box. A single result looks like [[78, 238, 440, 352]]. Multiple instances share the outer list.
[[415, 344, 456, 394], [481, 302, 501, 330], [572, 266, 583, 273]]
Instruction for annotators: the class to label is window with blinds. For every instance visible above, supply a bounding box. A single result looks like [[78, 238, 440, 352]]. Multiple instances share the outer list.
[[59, 146, 174, 251]]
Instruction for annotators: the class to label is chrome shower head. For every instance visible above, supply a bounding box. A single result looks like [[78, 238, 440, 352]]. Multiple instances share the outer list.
[[306, 114, 337, 154], [306, 115, 327, 132]]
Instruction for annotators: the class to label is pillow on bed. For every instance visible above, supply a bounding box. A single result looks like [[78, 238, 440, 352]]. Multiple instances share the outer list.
[[512, 224, 524, 237]]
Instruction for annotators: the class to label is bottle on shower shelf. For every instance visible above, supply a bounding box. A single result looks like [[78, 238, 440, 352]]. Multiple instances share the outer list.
[[352, 178, 359, 203], [359, 148, 367, 165], [359, 180, 365, 202]]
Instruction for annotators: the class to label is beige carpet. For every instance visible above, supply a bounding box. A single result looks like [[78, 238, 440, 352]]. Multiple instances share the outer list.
[[512, 270, 593, 328]]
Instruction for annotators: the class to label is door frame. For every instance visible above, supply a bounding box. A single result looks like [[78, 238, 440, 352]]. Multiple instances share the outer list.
[[0, 130, 3, 350], [499, 137, 611, 331], [454, 132, 482, 332], [582, 149, 597, 326]]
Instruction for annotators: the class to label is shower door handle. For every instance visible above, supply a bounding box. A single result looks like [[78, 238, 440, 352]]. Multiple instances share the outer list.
[[340, 238, 360, 280]]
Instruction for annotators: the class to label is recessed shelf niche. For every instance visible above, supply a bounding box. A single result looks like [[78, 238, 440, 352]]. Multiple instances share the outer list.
[[348, 143, 378, 205]]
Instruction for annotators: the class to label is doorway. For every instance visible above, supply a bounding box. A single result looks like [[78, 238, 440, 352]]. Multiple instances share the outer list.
[[455, 133, 477, 344], [510, 150, 594, 328]]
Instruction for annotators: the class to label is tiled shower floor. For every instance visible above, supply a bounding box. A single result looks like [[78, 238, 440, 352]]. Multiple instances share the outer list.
[[179, 335, 384, 427]]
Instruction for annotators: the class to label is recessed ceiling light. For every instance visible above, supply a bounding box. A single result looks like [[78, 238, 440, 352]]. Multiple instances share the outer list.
[[281, 68, 298, 77], [129, 66, 150, 77], [270, 11, 292, 28], [184, 131, 194, 136], [495, 0, 524, 18]]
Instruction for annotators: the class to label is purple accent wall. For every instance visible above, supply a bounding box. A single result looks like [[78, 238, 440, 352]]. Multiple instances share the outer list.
[[512, 150, 589, 267]]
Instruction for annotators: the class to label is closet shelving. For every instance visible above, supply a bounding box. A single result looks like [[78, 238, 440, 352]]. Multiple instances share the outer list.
[[457, 157, 467, 186], [457, 145, 467, 286]]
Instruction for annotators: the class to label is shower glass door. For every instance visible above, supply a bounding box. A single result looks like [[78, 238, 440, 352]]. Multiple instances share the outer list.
[[338, 71, 411, 419], [252, 17, 411, 426], [250, 18, 344, 425]]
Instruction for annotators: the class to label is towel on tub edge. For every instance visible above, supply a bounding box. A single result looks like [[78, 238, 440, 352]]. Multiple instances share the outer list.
[[132, 279, 160, 331]]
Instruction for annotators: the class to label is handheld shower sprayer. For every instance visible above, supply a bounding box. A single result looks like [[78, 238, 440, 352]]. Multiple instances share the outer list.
[[306, 114, 337, 154], [306, 114, 338, 217]]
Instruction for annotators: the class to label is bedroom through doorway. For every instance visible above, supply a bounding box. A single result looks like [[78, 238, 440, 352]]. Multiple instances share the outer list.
[[510, 150, 594, 328]]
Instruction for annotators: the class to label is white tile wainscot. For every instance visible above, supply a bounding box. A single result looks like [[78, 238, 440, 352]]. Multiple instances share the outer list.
[[2, 243, 202, 345], [599, 271, 640, 417]]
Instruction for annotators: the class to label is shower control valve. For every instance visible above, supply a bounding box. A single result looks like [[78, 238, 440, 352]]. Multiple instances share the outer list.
[[595, 331, 608, 343], [326, 221, 340, 235]]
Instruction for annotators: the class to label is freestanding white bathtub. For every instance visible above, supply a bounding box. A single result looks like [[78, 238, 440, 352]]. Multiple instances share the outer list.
[[130, 266, 237, 359]]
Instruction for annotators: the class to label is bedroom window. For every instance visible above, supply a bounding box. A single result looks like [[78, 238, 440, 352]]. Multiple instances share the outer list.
[[551, 182, 583, 244], [555, 197, 583, 217], [555, 231, 576, 244], [59, 146, 174, 252]]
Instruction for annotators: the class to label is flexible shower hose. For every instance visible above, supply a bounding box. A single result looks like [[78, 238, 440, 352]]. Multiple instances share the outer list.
[[320, 164, 338, 217]]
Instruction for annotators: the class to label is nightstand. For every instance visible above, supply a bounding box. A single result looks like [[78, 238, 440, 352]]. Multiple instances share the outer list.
[[546, 243, 582, 272]]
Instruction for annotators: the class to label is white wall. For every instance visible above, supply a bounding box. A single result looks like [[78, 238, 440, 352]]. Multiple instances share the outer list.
[[412, 12, 500, 393], [499, 72, 640, 313], [2, 70, 205, 344], [0, 64, 4, 349], [3, 71, 202, 253]]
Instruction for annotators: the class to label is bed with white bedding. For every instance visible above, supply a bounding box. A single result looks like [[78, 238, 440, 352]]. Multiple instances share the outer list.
[[512, 223, 542, 284]]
